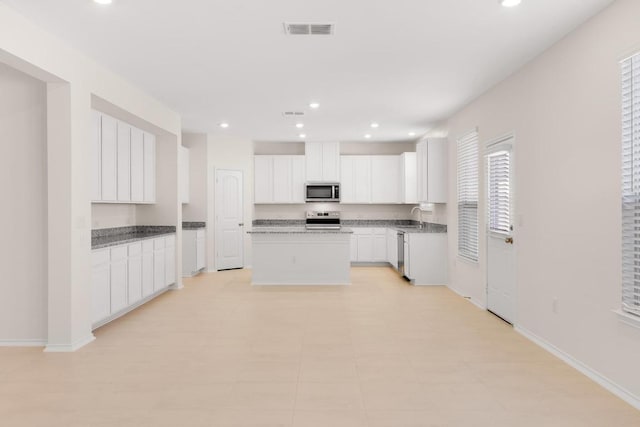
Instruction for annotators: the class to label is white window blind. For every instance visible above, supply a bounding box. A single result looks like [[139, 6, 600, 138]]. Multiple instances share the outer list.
[[622, 53, 640, 318], [458, 131, 479, 262], [487, 150, 511, 235]]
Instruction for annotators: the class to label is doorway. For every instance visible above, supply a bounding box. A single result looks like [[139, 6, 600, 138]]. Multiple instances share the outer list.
[[486, 135, 516, 324], [215, 169, 244, 270]]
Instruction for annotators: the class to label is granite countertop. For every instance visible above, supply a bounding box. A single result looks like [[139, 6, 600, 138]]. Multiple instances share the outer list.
[[92, 226, 176, 249], [248, 227, 354, 234], [182, 221, 206, 230]]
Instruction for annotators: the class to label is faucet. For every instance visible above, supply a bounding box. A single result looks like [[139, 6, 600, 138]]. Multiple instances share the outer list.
[[410, 206, 424, 229]]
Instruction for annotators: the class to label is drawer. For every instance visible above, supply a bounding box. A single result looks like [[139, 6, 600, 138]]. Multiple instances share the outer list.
[[373, 228, 387, 235], [128, 242, 142, 256], [352, 227, 372, 235], [111, 246, 128, 261], [142, 240, 154, 253], [92, 249, 110, 267], [196, 229, 205, 240], [165, 235, 175, 247], [154, 237, 165, 250]]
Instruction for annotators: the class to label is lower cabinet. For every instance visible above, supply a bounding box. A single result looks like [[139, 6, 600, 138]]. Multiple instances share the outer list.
[[183, 228, 206, 277], [350, 228, 387, 262], [91, 234, 176, 329], [404, 232, 448, 285]]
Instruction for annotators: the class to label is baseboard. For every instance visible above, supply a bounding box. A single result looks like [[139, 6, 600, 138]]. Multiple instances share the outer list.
[[447, 284, 487, 310], [44, 333, 95, 353], [515, 325, 640, 411], [0, 339, 47, 347], [92, 287, 170, 331]]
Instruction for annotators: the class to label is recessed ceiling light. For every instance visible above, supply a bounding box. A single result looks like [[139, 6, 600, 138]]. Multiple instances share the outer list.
[[295, 123, 304, 129], [499, 0, 521, 7], [408, 132, 416, 137], [299, 133, 306, 138], [370, 122, 379, 128], [219, 122, 229, 129], [309, 102, 320, 109], [364, 134, 372, 139], [93, 0, 112, 4]]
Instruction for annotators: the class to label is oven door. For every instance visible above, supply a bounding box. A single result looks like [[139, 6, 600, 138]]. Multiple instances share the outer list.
[[306, 184, 338, 202]]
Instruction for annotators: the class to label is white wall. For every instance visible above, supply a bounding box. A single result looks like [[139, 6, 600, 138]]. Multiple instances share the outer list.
[[207, 135, 254, 269], [0, 3, 182, 350], [0, 62, 47, 344], [91, 205, 137, 229], [446, 0, 640, 403], [255, 204, 421, 221], [182, 133, 208, 222]]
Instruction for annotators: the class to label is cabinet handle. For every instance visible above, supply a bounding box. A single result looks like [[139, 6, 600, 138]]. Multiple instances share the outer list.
[[239, 223, 244, 227]]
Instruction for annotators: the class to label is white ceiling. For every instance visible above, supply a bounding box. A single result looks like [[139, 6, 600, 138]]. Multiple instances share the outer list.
[[3, 0, 614, 142]]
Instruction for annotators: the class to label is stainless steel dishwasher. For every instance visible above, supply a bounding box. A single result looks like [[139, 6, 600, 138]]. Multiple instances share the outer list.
[[397, 230, 405, 277]]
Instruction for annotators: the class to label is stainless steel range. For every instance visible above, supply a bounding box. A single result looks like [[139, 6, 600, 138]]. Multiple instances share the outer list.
[[305, 211, 341, 230]]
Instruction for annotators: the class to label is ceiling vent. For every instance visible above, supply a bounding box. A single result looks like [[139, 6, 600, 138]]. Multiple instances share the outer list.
[[282, 111, 305, 117], [284, 23, 335, 36]]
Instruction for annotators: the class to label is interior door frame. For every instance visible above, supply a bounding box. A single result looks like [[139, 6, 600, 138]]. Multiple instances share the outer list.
[[484, 132, 517, 325], [214, 168, 244, 271]]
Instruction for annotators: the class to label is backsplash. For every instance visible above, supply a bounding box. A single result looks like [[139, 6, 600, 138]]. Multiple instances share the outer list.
[[92, 204, 137, 229]]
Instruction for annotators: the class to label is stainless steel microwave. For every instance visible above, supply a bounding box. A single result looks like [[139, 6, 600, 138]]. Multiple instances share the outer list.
[[305, 183, 340, 202]]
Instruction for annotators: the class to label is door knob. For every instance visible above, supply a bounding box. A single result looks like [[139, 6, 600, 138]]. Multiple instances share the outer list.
[[505, 237, 514, 244]]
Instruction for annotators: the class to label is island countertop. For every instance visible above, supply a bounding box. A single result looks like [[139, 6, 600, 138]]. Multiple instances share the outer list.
[[248, 227, 353, 234]]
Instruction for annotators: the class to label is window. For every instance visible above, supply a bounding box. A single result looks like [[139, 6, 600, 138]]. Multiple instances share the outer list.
[[487, 149, 511, 235], [457, 130, 479, 262], [622, 53, 640, 318]]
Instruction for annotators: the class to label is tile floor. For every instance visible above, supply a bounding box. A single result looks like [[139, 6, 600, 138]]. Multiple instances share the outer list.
[[1, 267, 639, 426]]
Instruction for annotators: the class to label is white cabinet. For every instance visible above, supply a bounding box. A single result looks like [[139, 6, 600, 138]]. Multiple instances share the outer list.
[[141, 240, 154, 297], [153, 238, 165, 291], [130, 127, 144, 202], [386, 228, 398, 269], [92, 111, 156, 204], [371, 156, 400, 204], [91, 250, 110, 324], [165, 235, 176, 287], [350, 227, 387, 262], [405, 232, 448, 285], [100, 114, 118, 202], [117, 121, 131, 202], [400, 152, 418, 204], [254, 155, 306, 204], [179, 146, 190, 204], [417, 138, 448, 203], [110, 246, 128, 314], [183, 228, 206, 276], [305, 142, 340, 182], [143, 132, 156, 203], [128, 243, 143, 304]]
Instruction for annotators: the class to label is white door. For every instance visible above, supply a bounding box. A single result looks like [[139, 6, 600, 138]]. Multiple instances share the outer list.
[[486, 137, 516, 324], [215, 169, 244, 270]]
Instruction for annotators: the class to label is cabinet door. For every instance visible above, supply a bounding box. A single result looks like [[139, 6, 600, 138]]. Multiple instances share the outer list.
[[416, 141, 429, 202], [91, 263, 110, 324], [254, 156, 273, 203], [165, 236, 176, 286], [372, 228, 387, 261], [401, 152, 418, 204], [305, 142, 324, 182], [196, 230, 206, 271], [141, 250, 154, 297], [128, 254, 143, 304], [340, 157, 355, 203], [100, 114, 118, 201], [143, 132, 156, 203], [117, 121, 131, 202], [357, 234, 374, 262], [91, 111, 102, 201], [153, 248, 165, 291], [371, 156, 399, 203], [179, 146, 190, 204], [291, 156, 306, 203], [350, 234, 358, 262], [322, 142, 340, 181], [427, 138, 448, 203], [130, 127, 144, 202], [353, 156, 371, 203], [110, 258, 128, 314], [273, 156, 292, 203]]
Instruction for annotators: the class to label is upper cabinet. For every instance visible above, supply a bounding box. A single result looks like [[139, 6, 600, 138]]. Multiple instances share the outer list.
[[254, 155, 306, 204], [400, 152, 418, 204], [92, 111, 156, 204], [179, 145, 190, 204], [305, 142, 340, 182], [417, 138, 448, 204], [340, 155, 400, 204]]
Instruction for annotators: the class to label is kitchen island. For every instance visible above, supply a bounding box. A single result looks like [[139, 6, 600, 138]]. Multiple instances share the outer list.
[[248, 227, 353, 285]]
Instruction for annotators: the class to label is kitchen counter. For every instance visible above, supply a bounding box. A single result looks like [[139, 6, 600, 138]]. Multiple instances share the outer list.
[[248, 227, 353, 234], [182, 221, 206, 230], [92, 226, 176, 249]]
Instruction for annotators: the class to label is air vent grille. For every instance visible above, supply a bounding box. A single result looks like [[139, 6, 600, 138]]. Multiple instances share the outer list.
[[282, 111, 305, 117], [284, 23, 334, 36]]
